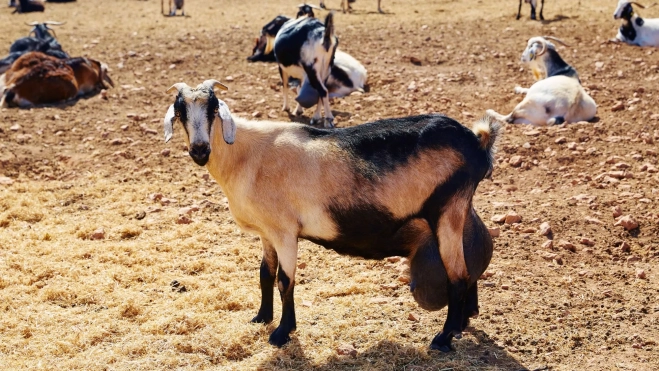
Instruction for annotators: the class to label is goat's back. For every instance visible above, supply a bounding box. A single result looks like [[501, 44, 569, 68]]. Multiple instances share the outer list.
[[274, 17, 325, 67]]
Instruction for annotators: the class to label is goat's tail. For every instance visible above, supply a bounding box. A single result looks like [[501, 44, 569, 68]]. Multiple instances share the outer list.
[[472, 114, 501, 153], [323, 12, 335, 50]]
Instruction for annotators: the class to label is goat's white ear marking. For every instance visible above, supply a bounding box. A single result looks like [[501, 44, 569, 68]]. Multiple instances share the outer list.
[[217, 101, 236, 145], [164, 104, 175, 143]]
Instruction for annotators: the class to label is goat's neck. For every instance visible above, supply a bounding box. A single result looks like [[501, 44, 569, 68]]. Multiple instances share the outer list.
[[205, 117, 263, 197], [542, 49, 572, 78]]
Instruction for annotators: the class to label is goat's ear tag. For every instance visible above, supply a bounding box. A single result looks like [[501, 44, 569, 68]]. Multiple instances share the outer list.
[[163, 105, 175, 143]]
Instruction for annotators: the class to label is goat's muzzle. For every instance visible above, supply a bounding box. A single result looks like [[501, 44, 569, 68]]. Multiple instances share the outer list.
[[189, 143, 211, 166]]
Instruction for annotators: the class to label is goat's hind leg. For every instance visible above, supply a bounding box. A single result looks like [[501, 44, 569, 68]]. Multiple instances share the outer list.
[[431, 192, 471, 352], [251, 238, 278, 324], [303, 63, 334, 128]]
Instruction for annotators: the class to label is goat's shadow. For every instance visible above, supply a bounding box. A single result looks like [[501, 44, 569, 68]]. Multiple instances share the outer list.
[[4, 89, 105, 110], [540, 14, 571, 24], [257, 331, 546, 370]]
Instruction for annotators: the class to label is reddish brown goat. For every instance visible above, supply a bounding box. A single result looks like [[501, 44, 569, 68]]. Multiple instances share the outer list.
[[0, 51, 113, 107]]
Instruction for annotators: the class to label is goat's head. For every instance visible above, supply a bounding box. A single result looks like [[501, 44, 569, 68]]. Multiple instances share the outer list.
[[164, 80, 233, 166], [614, 1, 655, 20], [27, 21, 64, 39], [521, 36, 569, 63]]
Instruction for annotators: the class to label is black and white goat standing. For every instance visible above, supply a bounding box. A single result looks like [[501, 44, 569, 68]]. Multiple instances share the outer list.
[[520, 36, 579, 82], [613, 1, 659, 47], [517, 0, 544, 20], [274, 12, 338, 127], [163, 80, 498, 351]]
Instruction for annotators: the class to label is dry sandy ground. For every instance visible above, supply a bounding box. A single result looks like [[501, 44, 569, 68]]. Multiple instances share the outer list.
[[0, 0, 658, 370]]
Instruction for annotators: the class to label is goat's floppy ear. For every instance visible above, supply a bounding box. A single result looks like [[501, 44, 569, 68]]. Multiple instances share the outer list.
[[163, 104, 176, 143], [217, 101, 236, 145]]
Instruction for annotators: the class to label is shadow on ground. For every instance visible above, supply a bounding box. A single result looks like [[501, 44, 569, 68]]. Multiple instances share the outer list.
[[258, 331, 547, 370]]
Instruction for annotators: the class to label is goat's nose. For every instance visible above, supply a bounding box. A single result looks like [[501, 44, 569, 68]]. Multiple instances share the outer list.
[[189, 143, 211, 166]]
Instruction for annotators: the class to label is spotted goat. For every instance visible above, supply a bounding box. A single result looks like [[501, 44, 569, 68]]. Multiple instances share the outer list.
[[613, 1, 659, 47], [162, 80, 499, 352]]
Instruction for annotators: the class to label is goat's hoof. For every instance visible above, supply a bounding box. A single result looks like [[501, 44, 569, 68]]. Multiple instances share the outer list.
[[250, 314, 273, 324], [268, 327, 292, 347], [516, 15, 521, 20], [540, 15, 544, 21], [324, 118, 335, 128], [430, 332, 454, 352], [531, 14, 537, 20], [309, 117, 322, 126]]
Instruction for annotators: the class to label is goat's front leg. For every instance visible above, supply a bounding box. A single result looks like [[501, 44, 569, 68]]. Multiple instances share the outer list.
[[268, 236, 298, 347], [516, 0, 522, 19], [431, 192, 470, 352], [251, 238, 278, 324], [530, 3, 537, 20], [280, 66, 291, 112], [539, 0, 545, 20], [378, 0, 383, 13], [321, 96, 335, 128]]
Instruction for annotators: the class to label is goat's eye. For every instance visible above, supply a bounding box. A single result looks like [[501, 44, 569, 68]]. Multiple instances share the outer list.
[[214, 107, 219, 114], [175, 111, 180, 117]]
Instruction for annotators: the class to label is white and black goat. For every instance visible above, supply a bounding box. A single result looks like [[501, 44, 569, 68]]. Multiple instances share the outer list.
[[274, 12, 338, 127], [613, 1, 659, 47], [520, 36, 579, 82], [517, 0, 544, 20], [486, 36, 596, 126], [163, 80, 499, 352]]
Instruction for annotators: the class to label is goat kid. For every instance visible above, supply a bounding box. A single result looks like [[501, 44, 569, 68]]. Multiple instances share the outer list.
[[163, 80, 499, 351], [517, 0, 544, 20], [613, 1, 659, 47], [13, 0, 44, 13], [274, 13, 338, 127], [521, 36, 579, 82], [0, 52, 113, 107]]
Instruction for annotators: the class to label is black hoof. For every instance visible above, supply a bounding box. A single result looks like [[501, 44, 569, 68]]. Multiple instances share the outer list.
[[268, 327, 292, 347], [430, 342, 453, 353], [516, 14, 521, 20], [430, 333, 454, 352], [250, 314, 272, 324], [531, 13, 536, 20]]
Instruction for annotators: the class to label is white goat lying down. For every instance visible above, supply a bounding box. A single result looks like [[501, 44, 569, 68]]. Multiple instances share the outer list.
[[487, 37, 596, 126], [613, 1, 659, 47], [163, 80, 499, 352]]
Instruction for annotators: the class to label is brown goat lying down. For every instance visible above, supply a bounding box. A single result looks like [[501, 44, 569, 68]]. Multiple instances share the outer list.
[[163, 80, 499, 352], [0, 51, 113, 107]]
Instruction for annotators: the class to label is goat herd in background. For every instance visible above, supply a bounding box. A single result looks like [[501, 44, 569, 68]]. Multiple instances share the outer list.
[[1, 0, 658, 354]]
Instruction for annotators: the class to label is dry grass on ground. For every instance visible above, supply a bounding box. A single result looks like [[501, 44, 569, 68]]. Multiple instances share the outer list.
[[1, 0, 658, 370]]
